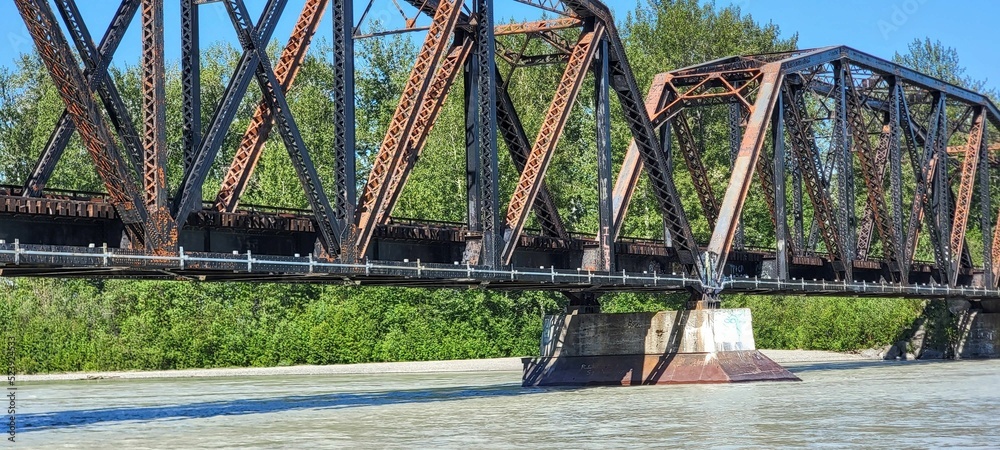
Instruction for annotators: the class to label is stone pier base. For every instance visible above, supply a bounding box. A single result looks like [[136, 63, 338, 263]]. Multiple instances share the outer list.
[[957, 311, 1000, 358], [522, 309, 799, 386]]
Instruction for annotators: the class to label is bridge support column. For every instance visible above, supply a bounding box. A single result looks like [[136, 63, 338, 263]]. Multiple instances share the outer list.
[[522, 309, 799, 386]]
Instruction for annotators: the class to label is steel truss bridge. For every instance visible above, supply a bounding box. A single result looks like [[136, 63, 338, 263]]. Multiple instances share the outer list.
[[4, 0, 1000, 307]]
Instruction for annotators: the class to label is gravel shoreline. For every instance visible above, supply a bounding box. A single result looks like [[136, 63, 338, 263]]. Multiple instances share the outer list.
[[18, 349, 874, 382]]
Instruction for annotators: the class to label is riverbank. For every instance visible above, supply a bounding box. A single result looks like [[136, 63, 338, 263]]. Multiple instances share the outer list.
[[18, 349, 873, 382]]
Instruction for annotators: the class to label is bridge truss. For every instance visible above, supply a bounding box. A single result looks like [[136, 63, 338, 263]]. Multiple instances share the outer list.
[[4, 0, 1000, 307]]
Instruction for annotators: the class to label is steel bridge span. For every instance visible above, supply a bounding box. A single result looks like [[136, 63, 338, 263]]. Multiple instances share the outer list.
[[5, 0, 1000, 309]]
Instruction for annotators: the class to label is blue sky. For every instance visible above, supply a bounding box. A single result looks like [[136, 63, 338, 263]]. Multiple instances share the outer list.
[[719, 0, 999, 92], [0, 0, 996, 92]]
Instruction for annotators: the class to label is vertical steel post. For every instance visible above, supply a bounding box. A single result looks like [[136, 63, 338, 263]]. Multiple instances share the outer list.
[[773, 94, 788, 280], [595, 35, 614, 271], [333, 0, 356, 235], [934, 98, 953, 282], [180, 0, 200, 174], [728, 102, 744, 250], [888, 80, 905, 279], [476, 0, 501, 268], [981, 121, 994, 287], [141, 0, 175, 251], [659, 122, 673, 248], [465, 53, 482, 237], [832, 60, 855, 269]]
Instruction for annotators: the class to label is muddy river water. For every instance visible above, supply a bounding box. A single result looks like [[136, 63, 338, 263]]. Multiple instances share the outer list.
[[9, 359, 1000, 448]]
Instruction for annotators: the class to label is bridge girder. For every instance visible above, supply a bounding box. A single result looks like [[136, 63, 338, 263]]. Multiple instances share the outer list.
[[6, 1, 1000, 301]]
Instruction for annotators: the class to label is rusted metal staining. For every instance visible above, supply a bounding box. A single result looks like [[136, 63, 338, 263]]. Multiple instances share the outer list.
[[215, 0, 328, 213], [493, 17, 582, 36], [13, 0, 1000, 295], [14, 0, 148, 240], [140, 0, 176, 251], [949, 107, 986, 284], [502, 23, 605, 264], [24, 0, 142, 198], [351, 0, 464, 260], [377, 39, 473, 224], [705, 65, 783, 283], [495, 75, 569, 240]]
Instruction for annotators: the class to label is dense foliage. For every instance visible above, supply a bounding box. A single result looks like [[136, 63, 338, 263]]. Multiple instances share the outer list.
[[0, 1, 989, 373]]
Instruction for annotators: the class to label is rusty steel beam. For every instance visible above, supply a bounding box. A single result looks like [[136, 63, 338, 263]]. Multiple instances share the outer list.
[[705, 65, 782, 285], [856, 113, 896, 261], [496, 71, 569, 239], [140, 0, 176, 252], [215, 0, 328, 212], [376, 38, 473, 224], [730, 102, 746, 250], [844, 70, 898, 270], [23, 0, 141, 198], [351, 0, 465, 260], [672, 112, 719, 227], [949, 107, 986, 285], [493, 17, 581, 35], [948, 143, 1000, 154], [221, 0, 341, 253], [502, 23, 604, 264], [14, 0, 148, 245]]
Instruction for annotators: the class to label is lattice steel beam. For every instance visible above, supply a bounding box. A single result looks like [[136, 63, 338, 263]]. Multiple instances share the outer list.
[[23, 0, 141, 197], [672, 112, 719, 227], [377, 38, 473, 224], [845, 70, 898, 270], [215, 0, 328, 213], [494, 17, 581, 35], [173, 0, 287, 228], [140, 0, 176, 251], [502, 23, 604, 264], [832, 61, 855, 268], [333, 0, 356, 232], [496, 72, 568, 240], [351, 0, 465, 260], [14, 0, 147, 244], [218, 0, 340, 254], [181, 0, 200, 173], [949, 107, 985, 285], [610, 73, 669, 241], [903, 93, 948, 275], [785, 85, 842, 263]]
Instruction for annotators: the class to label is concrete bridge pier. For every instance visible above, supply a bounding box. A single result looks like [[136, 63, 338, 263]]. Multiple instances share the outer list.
[[522, 294, 799, 386]]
